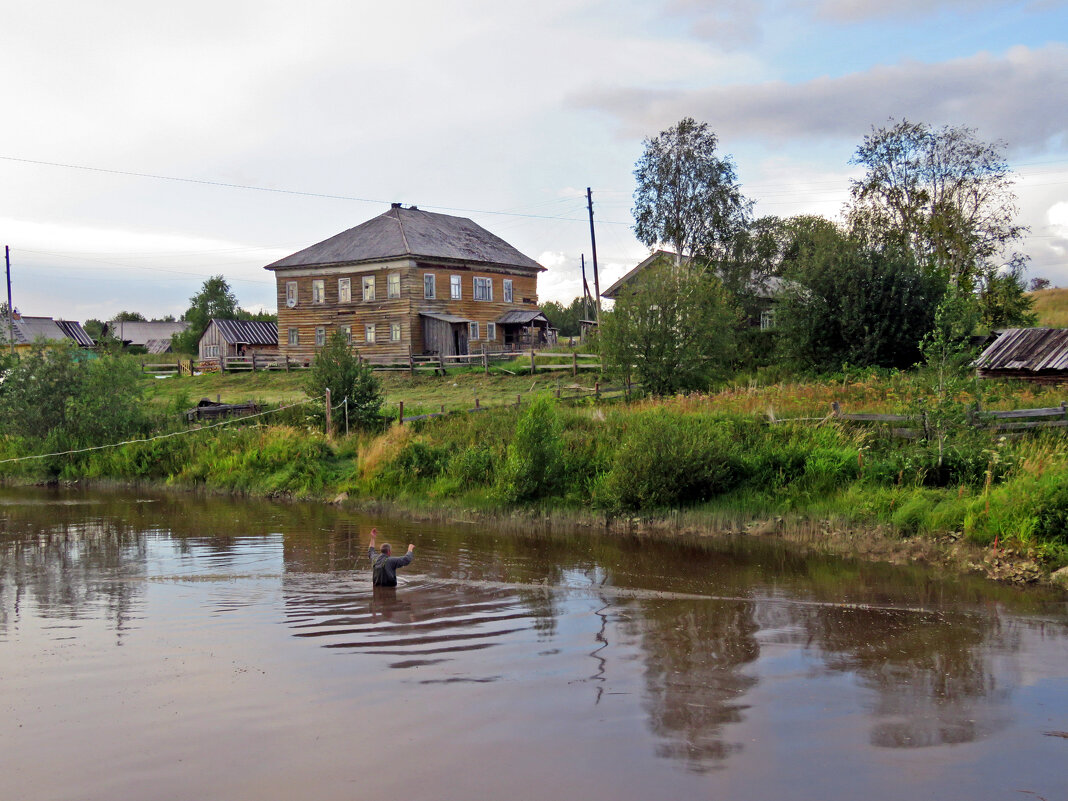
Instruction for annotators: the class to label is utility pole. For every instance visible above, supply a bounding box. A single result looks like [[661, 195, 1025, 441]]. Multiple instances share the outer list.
[[5, 246, 13, 354], [580, 254, 593, 321], [586, 188, 601, 325]]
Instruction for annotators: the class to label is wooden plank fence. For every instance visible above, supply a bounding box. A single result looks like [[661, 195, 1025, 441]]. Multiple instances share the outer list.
[[831, 401, 1068, 438]]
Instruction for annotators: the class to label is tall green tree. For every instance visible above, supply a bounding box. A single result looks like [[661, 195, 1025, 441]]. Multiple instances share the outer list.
[[976, 261, 1038, 330], [848, 119, 1028, 294], [632, 117, 751, 263], [304, 331, 383, 431], [599, 260, 739, 395], [171, 276, 240, 353]]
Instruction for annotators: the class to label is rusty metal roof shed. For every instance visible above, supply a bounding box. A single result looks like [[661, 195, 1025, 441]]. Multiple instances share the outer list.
[[496, 309, 549, 325], [266, 205, 546, 273], [974, 327, 1068, 374]]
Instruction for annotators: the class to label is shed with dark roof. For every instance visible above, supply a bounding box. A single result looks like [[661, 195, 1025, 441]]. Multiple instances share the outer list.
[[198, 319, 279, 362], [974, 327, 1068, 383]]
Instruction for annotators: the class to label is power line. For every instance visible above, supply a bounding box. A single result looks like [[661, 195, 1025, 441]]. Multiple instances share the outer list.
[[0, 155, 609, 225]]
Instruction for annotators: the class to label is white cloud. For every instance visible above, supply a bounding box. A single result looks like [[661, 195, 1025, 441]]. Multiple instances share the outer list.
[[573, 45, 1068, 152]]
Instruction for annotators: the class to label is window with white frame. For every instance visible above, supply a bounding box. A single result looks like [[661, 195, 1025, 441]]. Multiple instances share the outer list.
[[338, 277, 351, 303], [390, 322, 401, 341], [450, 275, 462, 299], [341, 325, 352, 344], [286, 281, 298, 308], [312, 279, 325, 304], [362, 275, 375, 301], [388, 272, 401, 299], [487, 322, 496, 341], [315, 326, 326, 346], [469, 321, 479, 340], [503, 279, 513, 303], [365, 323, 376, 344], [288, 327, 299, 345], [760, 308, 777, 330], [473, 276, 492, 301], [424, 273, 436, 299]]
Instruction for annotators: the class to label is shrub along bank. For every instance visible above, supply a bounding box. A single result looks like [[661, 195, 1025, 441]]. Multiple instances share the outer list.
[[3, 393, 1065, 575]]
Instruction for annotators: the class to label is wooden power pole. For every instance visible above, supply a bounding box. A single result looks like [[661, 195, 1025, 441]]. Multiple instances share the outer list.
[[586, 188, 601, 325], [5, 246, 13, 354]]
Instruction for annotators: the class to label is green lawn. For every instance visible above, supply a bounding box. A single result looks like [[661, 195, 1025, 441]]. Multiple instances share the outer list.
[[140, 363, 606, 418]]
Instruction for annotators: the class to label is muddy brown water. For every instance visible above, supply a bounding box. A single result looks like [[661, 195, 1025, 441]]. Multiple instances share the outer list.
[[1, 486, 1066, 801]]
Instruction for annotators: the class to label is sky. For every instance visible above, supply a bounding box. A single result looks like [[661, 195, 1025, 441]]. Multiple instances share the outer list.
[[1, 0, 1066, 322]]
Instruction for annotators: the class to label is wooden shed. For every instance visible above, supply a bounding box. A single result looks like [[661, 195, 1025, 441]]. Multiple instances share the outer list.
[[198, 319, 279, 363], [974, 327, 1068, 384]]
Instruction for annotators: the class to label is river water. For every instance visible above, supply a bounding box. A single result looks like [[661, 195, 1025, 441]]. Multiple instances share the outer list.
[[1, 486, 1066, 801]]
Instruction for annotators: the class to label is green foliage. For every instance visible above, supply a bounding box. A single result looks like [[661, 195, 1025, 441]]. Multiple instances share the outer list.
[[777, 223, 946, 371], [848, 119, 1027, 292], [171, 275, 240, 353], [599, 260, 739, 395], [1032, 480, 1068, 544], [976, 262, 1037, 330], [541, 297, 590, 337], [304, 330, 384, 430], [0, 346, 151, 454], [497, 397, 563, 503], [599, 411, 745, 510], [632, 117, 751, 260]]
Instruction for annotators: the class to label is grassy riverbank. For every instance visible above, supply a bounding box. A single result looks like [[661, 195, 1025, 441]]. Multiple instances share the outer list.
[[2, 366, 1066, 582]]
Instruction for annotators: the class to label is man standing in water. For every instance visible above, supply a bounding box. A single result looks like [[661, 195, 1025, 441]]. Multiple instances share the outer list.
[[368, 528, 415, 587]]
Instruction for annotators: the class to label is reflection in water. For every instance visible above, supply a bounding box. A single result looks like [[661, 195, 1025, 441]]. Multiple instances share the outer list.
[[2, 485, 1067, 798], [805, 606, 1015, 748], [632, 599, 760, 772]]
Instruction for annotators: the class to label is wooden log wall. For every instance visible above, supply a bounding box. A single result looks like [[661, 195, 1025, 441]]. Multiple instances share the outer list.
[[272, 259, 541, 361]]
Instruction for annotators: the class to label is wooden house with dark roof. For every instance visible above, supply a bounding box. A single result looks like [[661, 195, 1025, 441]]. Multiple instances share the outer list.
[[265, 204, 546, 360], [197, 319, 279, 363]]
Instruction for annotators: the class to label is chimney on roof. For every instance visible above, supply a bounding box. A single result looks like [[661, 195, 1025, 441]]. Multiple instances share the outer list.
[[391, 202, 402, 208]]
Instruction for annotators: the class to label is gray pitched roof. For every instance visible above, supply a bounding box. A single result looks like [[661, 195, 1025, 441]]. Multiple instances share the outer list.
[[208, 319, 278, 346], [105, 320, 190, 346], [265, 205, 545, 272], [0, 316, 93, 347], [974, 327, 1068, 373], [496, 309, 549, 325]]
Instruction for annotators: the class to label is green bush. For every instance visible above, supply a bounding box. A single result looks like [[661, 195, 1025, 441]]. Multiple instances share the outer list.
[[497, 397, 563, 503], [599, 411, 746, 511]]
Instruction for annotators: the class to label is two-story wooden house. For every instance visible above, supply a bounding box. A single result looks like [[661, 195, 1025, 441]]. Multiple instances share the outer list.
[[265, 204, 547, 361]]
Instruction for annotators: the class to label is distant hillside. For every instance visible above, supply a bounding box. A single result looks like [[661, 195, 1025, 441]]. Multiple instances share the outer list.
[[1028, 287, 1068, 328]]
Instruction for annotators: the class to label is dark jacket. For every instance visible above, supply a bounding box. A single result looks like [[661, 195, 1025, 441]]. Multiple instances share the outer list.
[[368, 547, 413, 587]]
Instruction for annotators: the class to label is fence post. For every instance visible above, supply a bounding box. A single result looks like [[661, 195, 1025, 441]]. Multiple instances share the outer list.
[[530, 348, 536, 375], [483, 349, 489, 375], [285, 355, 290, 372], [325, 388, 333, 439], [516, 394, 521, 407], [595, 381, 600, 400], [439, 354, 445, 375], [251, 353, 258, 373], [398, 401, 404, 425], [572, 351, 577, 376], [831, 401, 841, 417], [408, 345, 414, 376], [475, 397, 480, 410], [1062, 401, 1067, 421]]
